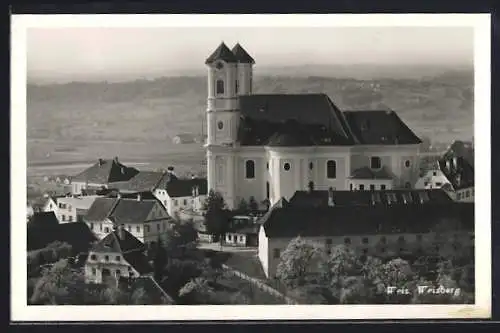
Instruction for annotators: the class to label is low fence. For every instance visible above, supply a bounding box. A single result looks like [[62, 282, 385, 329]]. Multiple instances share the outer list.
[[221, 264, 299, 305]]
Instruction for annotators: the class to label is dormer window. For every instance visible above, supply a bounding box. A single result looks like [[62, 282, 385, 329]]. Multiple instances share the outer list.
[[402, 193, 413, 204], [386, 193, 397, 204], [215, 62, 224, 70]]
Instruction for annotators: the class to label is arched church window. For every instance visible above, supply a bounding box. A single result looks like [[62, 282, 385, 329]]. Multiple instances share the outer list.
[[235, 80, 239, 94], [326, 160, 336, 179], [216, 79, 224, 95], [245, 160, 255, 179]]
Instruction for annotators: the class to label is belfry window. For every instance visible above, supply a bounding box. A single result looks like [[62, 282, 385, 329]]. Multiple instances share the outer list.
[[371, 156, 381, 169], [216, 79, 224, 95], [235, 80, 239, 94], [326, 160, 337, 179], [245, 160, 255, 179]]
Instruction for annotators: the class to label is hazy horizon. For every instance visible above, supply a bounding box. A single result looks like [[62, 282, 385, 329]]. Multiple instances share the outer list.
[[27, 26, 474, 84]]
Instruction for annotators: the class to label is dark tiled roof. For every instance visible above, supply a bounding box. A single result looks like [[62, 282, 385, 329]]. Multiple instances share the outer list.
[[438, 156, 474, 190], [27, 211, 59, 229], [123, 251, 153, 275], [154, 172, 179, 189], [349, 166, 393, 180], [27, 222, 97, 252], [205, 42, 238, 64], [237, 94, 356, 146], [165, 178, 208, 198], [91, 229, 145, 253], [343, 110, 422, 145], [109, 198, 157, 225], [110, 171, 166, 193], [261, 202, 474, 238], [72, 159, 139, 184], [444, 141, 474, 167], [288, 189, 454, 208], [231, 43, 255, 64], [84, 197, 118, 222]]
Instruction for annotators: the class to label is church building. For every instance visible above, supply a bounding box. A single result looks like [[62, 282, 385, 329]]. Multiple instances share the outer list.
[[204, 42, 423, 209]]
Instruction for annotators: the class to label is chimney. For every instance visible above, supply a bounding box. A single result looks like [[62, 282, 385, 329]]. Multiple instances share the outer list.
[[446, 160, 451, 171], [191, 174, 196, 179], [196, 186, 199, 197], [121, 167, 125, 175], [98, 158, 104, 166], [327, 187, 335, 207], [192, 186, 196, 197], [137, 193, 142, 201], [167, 166, 175, 174], [453, 157, 458, 169], [113, 156, 119, 164], [117, 224, 126, 240], [117, 192, 122, 199]]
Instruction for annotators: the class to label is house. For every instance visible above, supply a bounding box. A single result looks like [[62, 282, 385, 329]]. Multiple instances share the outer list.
[[44, 195, 102, 223], [27, 217, 97, 253], [83, 194, 174, 247], [444, 140, 474, 168], [224, 215, 260, 246], [84, 226, 153, 285], [438, 156, 474, 202], [414, 168, 453, 190], [257, 189, 474, 278], [203, 42, 423, 210], [71, 157, 139, 195], [172, 133, 196, 144], [154, 176, 208, 219]]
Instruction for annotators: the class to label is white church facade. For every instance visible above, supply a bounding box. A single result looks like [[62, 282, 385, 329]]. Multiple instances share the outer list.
[[204, 42, 423, 209]]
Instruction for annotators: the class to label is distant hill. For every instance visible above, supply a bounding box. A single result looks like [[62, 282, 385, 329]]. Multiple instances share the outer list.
[[26, 68, 474, 148]]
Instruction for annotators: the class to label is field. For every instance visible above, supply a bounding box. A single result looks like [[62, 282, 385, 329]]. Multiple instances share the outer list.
[[26, 70, 474, 179]]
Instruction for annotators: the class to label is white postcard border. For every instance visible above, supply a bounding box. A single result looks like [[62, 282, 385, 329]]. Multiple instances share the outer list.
[[11, 13, 491, 321]]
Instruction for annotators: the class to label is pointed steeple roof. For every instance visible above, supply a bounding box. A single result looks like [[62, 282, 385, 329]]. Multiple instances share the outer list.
[[231, 43, 255, 64], [205, 42, 238, 65]]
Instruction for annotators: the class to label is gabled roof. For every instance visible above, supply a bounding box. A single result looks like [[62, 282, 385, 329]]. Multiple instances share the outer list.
[[438, 156, 474, 190], [231, 43, 255, 64], [27, 222, 97, 252], [28, 211, 59, 229], [205, 42, 238, 64], [122, 251, 153, 275], [111, 171, 167, 193], [349, 166, 393, 180], [57, 195, 101, 210], [84, 197, 118, 222], [72, 158, 139, 184], [91, 229, 145, 253], [165, 178, 208, 198], [110, 198, 158, 225], [237, 94, 356, 146], [444, 140, 474, 167], [261, 202, 474, 238], [84, 196, 166, 224], [288, 189, 454, 208], [343, 110, 422, 145]]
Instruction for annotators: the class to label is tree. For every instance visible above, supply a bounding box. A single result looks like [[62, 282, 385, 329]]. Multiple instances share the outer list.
[[30, 259, 85, 305], [248, 196, 258, 211], [203, 190, 230, 246], [237, 198, 249, 212], [379, 258, 415, 303], [164, 221, 199, 258], [130, 287, 152, 305], [178, 277, 215, 305], [276, 236, 322, 288], [153, 236, 168, 282]]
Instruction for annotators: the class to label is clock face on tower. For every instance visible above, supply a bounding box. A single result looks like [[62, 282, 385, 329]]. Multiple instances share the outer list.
[[215, 62, 224, 70]]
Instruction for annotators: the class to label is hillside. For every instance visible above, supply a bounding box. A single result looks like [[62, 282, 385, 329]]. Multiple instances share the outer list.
[[26, 70, 474, 166]]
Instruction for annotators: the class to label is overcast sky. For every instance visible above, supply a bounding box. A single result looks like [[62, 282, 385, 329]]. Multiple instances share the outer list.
[[27, 26, 473, 82]]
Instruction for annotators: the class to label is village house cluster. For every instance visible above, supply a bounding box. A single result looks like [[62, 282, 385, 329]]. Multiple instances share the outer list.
[[27, 42, 475, 298]]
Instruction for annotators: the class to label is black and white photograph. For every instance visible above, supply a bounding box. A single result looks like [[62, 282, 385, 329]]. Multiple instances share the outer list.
[[11, 14, 491, 321]]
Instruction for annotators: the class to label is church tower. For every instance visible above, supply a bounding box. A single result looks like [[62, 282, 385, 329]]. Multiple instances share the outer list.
[[204, 42, 255, 209]]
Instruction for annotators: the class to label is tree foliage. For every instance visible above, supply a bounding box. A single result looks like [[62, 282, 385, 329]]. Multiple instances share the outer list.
[[203, 190, 230, 243], [276, 236, 322, 288]]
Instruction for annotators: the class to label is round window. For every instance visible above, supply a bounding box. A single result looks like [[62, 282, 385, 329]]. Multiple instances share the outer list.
[[284, 162, 291, 171], [405, 160, 411, 168], [217, 121, 224, 130]]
